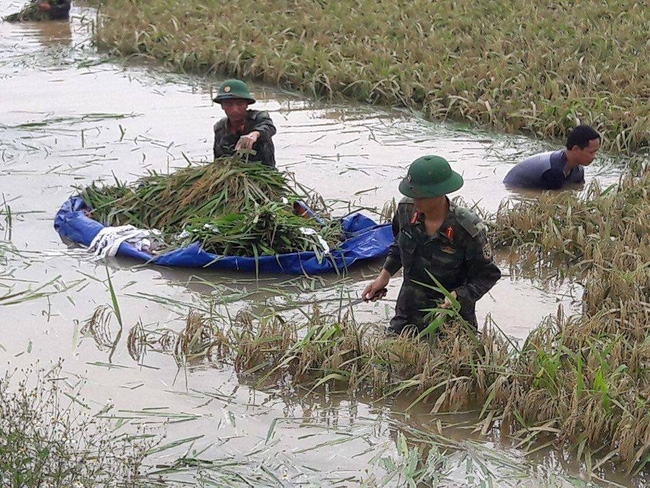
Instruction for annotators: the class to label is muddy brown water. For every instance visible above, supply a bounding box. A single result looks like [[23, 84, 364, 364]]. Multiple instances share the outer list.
[[0, 2, 639, 486]]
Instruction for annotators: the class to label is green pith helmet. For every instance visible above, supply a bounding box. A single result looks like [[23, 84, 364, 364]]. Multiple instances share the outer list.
[[213, 79, 256, 104], [398, 155, 464, 198]]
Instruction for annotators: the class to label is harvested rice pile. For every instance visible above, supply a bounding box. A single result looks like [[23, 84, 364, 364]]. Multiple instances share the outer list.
[[79, 157, 341, 257]]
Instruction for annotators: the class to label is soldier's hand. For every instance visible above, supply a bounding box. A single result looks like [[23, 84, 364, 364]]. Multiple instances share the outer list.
[[362, 285, 383, 302], [362, 271, 390, 302], [362, 287, 387, 302], [236, 132, 259, 150], [439, 291, 457, 309]]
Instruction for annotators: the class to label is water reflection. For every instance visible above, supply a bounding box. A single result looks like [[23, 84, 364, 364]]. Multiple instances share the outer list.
[[11, 17, 72, 44]]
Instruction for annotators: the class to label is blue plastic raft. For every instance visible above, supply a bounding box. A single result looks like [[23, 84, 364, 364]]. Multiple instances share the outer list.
[[54, 196, 393, 274]]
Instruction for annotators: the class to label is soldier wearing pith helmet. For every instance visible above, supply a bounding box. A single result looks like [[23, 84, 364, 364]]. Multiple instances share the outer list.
[[362, 155, 501, 336], [212, 79, 277, 168]]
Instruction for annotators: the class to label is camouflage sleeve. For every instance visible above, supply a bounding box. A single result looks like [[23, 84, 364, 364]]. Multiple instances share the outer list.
[[382, 211, 403, 276], [250, 111, 277, 141], [455, 225, 501, 304], [213, 118, 229, 159]]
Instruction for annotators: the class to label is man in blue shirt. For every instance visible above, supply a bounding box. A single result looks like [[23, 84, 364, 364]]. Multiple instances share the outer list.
[[503, 125, 601, 190]]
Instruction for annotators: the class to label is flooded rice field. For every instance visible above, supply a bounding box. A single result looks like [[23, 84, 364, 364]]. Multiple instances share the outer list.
[[0, 1, 636, 486]]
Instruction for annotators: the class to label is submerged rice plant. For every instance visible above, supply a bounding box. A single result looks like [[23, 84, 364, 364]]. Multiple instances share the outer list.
[[100, 266, 650, 481], [485, 163, 650, 472], [0, 361, 157, 487], [128, 302, 512, 415], [1, 196, 12, 240]]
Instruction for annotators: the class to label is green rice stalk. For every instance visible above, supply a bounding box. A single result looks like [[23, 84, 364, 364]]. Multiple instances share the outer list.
[[77, 156, 340, 257]]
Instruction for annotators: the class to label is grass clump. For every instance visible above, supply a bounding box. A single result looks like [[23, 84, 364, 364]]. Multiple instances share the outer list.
[[3, 2, 50, 22], [0, 361, 156, 487], [484, 163, 650, 472], [129, 304, 512, 415], [79, 156, 341, 257], [93, 0, 650, 153], [176, 300, 650, 474]]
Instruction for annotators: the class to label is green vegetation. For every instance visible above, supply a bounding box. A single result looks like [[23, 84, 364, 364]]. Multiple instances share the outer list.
[[487, 165, 650, 475], [80, 156, 341, 257], [0, 362, 155, 487], [4, 1, 50, 22], [94, 0, 650, 153]]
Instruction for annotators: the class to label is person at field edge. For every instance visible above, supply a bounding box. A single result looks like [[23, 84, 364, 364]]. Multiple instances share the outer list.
[[38, 0, 70, 19], [4, 0, 71, 21], [503, 125, 601, 190], [212, 79, 277, 168], [362, 155, 501, 336]]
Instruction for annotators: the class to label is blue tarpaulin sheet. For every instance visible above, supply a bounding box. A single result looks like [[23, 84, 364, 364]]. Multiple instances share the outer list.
[[54, 196, 393, 274]]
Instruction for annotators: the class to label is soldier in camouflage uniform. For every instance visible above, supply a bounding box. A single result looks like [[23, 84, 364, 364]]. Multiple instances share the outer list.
[[212, 79, 277, 168], [363, 155, 501, 335]]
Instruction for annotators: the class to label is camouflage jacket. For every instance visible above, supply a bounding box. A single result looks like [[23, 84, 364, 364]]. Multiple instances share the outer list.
[[383, 197, 501, 331], [213, 110, 277, 168]]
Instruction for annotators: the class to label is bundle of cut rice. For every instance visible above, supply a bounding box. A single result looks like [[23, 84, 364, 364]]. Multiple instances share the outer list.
[[79, 156, 340, 257]]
